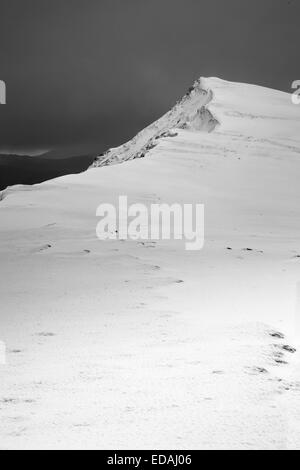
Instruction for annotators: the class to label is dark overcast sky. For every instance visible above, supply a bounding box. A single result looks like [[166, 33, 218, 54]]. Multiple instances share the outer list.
[[0, 0, 299, 156]]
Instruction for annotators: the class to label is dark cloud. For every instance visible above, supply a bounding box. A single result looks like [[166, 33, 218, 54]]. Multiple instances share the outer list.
[[0, 0, 299, 156]]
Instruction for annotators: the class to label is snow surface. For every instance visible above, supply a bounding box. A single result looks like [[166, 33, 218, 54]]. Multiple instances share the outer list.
[[1, 77, 300, 449]]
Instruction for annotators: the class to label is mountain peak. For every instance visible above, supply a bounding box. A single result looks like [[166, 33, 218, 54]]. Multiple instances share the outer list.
[[91, 76, 299, 169], [91, 77, 219, 168]]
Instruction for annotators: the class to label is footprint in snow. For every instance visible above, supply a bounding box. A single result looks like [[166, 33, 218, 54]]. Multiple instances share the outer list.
[[138, 241, 156, 248], [142, 264, 161, 272], [273, 344, 297, 354], [242, 248, 264, 254], [33, 244, 52, 253], [247, 367, 269, 375], [35, 332, 56, 337], [269, 330, 285, 339], [9, 349, 23, 354], [0, 398, 36, 405]]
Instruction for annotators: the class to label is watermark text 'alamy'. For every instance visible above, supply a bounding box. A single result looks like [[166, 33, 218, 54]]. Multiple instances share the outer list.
[[96, 196, 204, 251]]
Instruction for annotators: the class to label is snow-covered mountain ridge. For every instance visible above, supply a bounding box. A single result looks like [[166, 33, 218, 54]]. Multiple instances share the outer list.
[[91, 76, 300, 170], [91, 78, 219, 167]]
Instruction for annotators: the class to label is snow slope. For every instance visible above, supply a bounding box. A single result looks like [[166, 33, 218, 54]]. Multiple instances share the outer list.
[[0, 77, 300, 450]]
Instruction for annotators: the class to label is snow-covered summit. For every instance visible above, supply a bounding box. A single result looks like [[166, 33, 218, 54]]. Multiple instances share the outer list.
[[92, 76, 300, 168], [91, 78, 219, 167]]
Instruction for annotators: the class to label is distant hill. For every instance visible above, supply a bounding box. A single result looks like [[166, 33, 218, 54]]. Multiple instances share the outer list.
[[0, 153, 96, 191]]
